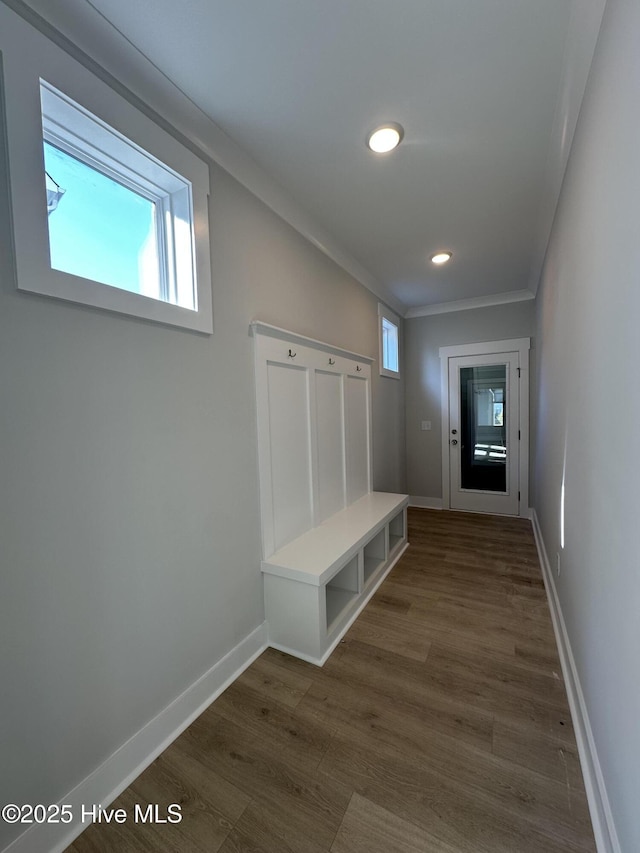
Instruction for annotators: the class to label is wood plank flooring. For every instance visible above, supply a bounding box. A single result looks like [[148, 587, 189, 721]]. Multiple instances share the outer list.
[[68, 508, 596, 853]]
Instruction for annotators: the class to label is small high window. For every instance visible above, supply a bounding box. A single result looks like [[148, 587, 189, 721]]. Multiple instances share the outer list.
[[7, 67, 212, 334], [39, 80, 205, 323], [378, 304, 400, 378]]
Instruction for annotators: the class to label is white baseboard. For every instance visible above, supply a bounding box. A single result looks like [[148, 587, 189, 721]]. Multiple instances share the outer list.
[[409, 495, 443, 509], [3, 622, 269, 853], [409, 495, 531, 518], [530, 511, 620, 853]]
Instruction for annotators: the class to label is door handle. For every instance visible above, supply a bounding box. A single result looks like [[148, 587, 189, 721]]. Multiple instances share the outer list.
[[450, 439, 458, 446]]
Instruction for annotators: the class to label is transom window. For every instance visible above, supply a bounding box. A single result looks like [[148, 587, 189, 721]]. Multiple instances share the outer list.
[[378, 304, 400, 378], [6, 60, 212, 334], [40, 80, 199, 314]]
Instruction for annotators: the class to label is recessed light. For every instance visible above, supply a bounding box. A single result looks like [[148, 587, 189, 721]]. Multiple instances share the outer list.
[[431, 251, 452, 265], [367, 123, 404, 153]]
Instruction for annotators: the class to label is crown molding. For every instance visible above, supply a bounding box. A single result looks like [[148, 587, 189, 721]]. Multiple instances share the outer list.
[[405, 289, 535, 319], [527, 0, 607, 295], [2, 0, 406, 318]]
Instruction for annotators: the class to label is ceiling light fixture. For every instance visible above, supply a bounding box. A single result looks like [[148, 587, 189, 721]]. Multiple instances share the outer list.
[[431, 251, 452, 265], [367, 123, 404, 154]]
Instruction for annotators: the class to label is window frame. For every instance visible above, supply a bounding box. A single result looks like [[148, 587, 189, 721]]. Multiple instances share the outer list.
[[41, 80, 200, 312], [5, 48, 212, 334], [378, 303, 401, 379]]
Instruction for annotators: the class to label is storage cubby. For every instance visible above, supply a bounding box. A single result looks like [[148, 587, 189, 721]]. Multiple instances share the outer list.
[[326, 555, 360, 632], [389, 508, 406, 556], [261, 492, 409, 664], [363, 527, 386, 586]]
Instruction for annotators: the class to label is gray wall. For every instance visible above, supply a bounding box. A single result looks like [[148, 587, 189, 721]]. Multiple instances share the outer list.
[[405, 302, 534, 501], [531, 0, 640, 847], [0, 8, 404, 849]]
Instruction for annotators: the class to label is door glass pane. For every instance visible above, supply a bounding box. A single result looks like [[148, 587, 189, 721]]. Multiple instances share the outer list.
[[459, 364, 507, 492]]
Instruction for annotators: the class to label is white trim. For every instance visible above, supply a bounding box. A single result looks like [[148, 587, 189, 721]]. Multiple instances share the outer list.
[[39, 80, 205, 319], [406, 289, 535, 319], [439, 338, 531, 359], [440, 351, 451, 512], [530, 511, 621, 853], [2, 31, 213, 333], [249, 320, 373, 363], [2, 0, 605, 319], [439, 338, 530, 517], [1, 0, 406, 319], [252, 324, 374, 560], [409, 496, 443, 510], [378, 303, 400, 379], [3, 623, 269, 853]]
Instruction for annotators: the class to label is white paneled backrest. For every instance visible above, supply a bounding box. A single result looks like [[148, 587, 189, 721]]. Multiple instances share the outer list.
[[252, 322, 373, 558], [266, 361, 314, 550], [315, 370, 346, 522], [345, 373, 371, 503]]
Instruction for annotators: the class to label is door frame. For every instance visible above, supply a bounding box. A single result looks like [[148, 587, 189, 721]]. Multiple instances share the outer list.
[[439, 338, 530, 517]]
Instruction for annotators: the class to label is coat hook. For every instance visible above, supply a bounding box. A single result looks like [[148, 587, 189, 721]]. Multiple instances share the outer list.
[[329, 358, 335, 365], [288, 349, 297, 358], [356, 365, 362, 372]]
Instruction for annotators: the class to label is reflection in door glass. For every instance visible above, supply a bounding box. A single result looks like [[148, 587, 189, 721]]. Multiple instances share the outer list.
[[460, 365, 507, 493]]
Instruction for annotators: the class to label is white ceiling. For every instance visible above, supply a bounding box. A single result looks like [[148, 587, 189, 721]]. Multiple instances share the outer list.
[[17, 0, 606, 315]]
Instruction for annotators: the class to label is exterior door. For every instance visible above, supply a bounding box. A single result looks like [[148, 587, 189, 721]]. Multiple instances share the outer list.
[[440, 339, 529, 517]]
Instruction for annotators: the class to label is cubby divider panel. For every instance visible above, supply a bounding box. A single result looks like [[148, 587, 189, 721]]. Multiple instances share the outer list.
[[389, 508, 406, 557], [326, 554, 360, 632], [363, 527, 387, 586]]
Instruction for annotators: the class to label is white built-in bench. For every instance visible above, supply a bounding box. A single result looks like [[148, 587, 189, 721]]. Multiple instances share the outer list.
[[262, 491, 409, 664], [252, 321, 409, 665]]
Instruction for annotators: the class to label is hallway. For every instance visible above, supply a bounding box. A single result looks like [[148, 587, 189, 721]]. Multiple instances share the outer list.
[[69, 509, 594, 852]]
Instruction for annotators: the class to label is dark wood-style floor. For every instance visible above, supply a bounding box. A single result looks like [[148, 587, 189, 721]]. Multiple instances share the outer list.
[[68, 508, 596, 852]]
